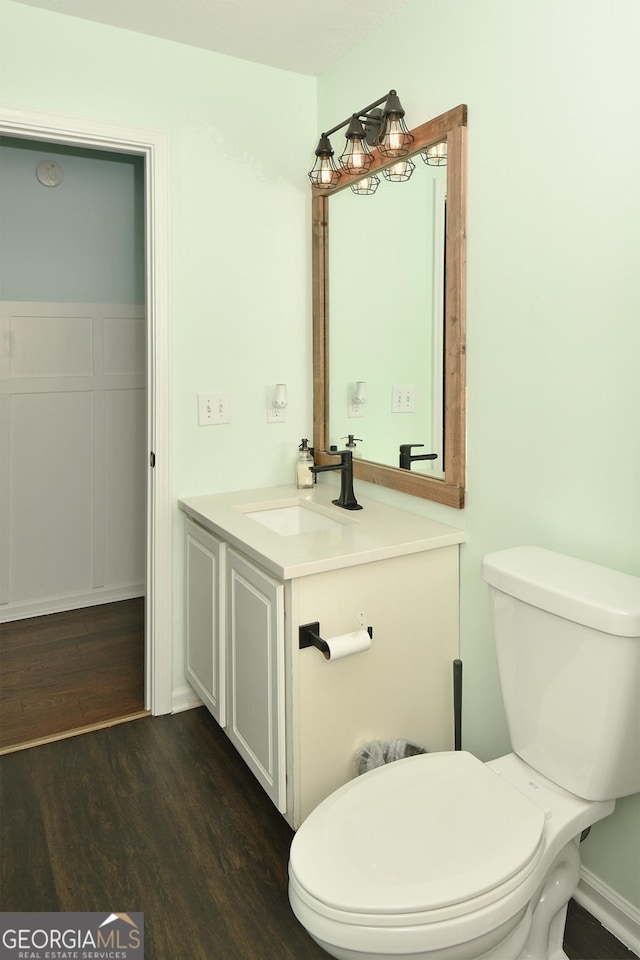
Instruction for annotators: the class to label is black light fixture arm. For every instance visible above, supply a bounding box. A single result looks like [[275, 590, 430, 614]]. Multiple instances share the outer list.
[[320, 90, 395, 140], [309, 89, 412, 189]]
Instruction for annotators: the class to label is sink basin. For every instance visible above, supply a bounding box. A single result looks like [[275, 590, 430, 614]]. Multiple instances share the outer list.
[[244, 503, 345, 537]]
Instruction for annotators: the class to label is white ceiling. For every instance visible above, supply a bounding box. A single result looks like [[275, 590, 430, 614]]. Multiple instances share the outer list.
[[11, 0, 416, 76]]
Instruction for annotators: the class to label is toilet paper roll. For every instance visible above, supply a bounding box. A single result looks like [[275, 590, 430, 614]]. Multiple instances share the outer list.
[[322, 628, 371, 661]]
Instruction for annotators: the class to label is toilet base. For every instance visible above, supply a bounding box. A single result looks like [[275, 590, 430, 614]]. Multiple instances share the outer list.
[[306, 913, 571, 960], [305, 908, 532, 960], [293, 841, 581, 960], [518, 840, 580, 960]]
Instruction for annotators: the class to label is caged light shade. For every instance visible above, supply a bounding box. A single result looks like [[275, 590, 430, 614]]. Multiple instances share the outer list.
[[377, 90, 414, 159], [351, 174, 381, 195], [422, 141, 448, 166], [308, 134, 341, 188], [382, 157, 416, 182], [339, 116, 375, 176]]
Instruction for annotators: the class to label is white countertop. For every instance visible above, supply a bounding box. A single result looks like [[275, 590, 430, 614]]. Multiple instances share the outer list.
[[179, 485, 466, 580]]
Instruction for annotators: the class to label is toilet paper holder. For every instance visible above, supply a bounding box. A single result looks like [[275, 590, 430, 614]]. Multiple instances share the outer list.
[[299, 621, 373, 656]]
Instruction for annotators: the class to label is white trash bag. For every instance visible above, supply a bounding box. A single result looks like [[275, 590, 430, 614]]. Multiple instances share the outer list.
[[355, 739, 428, 776]]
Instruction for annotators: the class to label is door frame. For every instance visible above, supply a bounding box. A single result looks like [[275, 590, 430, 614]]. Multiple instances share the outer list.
[[0, 104, 172, 715]]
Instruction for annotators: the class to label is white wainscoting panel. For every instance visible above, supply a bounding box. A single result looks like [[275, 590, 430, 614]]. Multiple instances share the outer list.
[[104, 387, 146, 587], [10, 313, 94, 379], [0, 302, 146, 620], [9, 390, 94, 602]]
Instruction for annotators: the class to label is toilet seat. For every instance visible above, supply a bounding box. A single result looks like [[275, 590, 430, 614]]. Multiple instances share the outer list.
[[289, 752, 546, 924]]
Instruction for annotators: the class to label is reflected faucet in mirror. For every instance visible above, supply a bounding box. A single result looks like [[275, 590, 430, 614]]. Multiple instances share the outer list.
[[399, 444, 438, 471]]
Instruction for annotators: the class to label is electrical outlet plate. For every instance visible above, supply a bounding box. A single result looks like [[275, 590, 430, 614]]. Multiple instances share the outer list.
[[348, 384, 365, 418], [267, 390, 287, 423], [198, 391, 231, 425]]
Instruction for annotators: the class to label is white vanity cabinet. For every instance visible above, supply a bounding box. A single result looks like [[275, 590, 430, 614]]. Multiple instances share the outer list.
[[184, 518, 225, 726], [185, 520, 287, 811], [225, 548, 286, 813], [180, 486, 465, 829]]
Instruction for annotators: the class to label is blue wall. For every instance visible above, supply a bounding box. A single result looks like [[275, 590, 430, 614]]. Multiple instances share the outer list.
[[0, 137, 144, 303]]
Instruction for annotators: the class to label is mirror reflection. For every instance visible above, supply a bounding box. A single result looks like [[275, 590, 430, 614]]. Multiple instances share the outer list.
[[328, 160, 447, 478]]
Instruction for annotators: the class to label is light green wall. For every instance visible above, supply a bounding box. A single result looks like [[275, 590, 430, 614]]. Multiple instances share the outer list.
[[0, 137, 144, 302], [317, 0, 640, 910], [0, 0, 316, 695]]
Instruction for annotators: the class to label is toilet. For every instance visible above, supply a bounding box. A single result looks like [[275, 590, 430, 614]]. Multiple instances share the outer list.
[[288, 546, 640, 960]]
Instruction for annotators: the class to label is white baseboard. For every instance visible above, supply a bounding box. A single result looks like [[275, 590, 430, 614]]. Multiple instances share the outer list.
[[0, 585, 145, 622], [171, 685, 202, 714], [575, 867, 640, 956]]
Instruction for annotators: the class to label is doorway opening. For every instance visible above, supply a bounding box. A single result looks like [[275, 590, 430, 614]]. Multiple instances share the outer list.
[[0, 137, 147, 749], [0, 106, 172, 750]]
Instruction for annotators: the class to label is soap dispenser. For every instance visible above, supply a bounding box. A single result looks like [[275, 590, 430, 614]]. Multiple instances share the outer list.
[[296, 439, 314, 489], [341, 435, 363, 459]]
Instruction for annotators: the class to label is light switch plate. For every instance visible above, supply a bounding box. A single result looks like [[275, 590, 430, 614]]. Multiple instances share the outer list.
[[392, 384, 415, 413], [198, 392, 231, 425]]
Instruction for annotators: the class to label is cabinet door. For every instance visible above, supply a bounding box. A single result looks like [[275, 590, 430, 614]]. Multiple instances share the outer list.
[[185, 519, 226, 726], [226, 549, 286, 813]]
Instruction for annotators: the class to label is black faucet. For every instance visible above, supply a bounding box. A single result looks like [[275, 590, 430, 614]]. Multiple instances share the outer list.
[[310, 449, 363, 511], [399, 444, 438, 471]]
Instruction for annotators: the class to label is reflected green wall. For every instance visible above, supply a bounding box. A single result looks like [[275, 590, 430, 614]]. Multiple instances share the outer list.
[[318, 0, 640, 912], [329, 164, 445, 467]]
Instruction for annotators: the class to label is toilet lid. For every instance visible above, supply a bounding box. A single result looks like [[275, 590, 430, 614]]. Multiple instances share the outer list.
[[290, 751, 545, 916]]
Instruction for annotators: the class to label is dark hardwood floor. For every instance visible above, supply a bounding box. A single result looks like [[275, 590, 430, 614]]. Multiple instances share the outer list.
[[0, 599, 146, 752], [565, 899, 638, 960], [0, 707, 636, 960]]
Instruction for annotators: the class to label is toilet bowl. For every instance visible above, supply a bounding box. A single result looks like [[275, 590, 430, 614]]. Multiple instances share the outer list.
[[289, 751, 614, 960], [289, 547, 640, 959]]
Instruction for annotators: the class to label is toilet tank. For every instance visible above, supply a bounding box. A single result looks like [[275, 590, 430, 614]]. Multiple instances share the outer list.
[[482, 546, 640, 802]]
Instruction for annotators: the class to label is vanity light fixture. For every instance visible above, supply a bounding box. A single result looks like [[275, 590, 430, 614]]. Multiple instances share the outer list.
[[422, 141, 448, 166], [309, 89, 413, 190]]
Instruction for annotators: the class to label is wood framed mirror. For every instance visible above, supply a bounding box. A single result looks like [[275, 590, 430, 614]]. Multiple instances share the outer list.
[[312, 104, 467, 508]]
